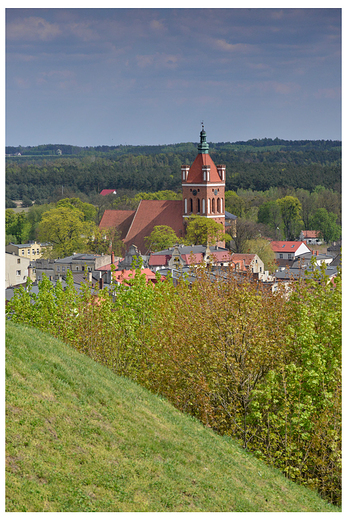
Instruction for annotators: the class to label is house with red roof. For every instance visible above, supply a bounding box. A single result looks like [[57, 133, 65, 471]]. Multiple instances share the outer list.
[[113, 268, 162, 286], [148, 244, 231, 271], [299, 230, 323, 245], [99, 126, 226, 253], [100, 189, 117, 196], [148, 245, 269, 279], [270, 241, 311, 266]]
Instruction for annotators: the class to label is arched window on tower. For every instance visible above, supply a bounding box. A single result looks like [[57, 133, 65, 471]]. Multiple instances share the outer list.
[[212, 198, 215, 213], [197, 198, 200, 213], [217, 198, 220, 213], [190, 198, 193, 213], [208, 198, 211, 214]]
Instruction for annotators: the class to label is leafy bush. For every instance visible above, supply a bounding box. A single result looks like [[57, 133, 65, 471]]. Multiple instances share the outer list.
[[6, 263, 341, 505]]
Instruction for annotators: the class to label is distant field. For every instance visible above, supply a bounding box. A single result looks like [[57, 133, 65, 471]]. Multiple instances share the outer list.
[[6, 322, 340, 513]]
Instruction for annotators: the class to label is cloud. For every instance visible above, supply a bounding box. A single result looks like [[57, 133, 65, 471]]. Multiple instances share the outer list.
[[66, 21, 99, 42], [7, 16, 61, 41], [150, 19, 166, 33], [36, 69, 77, 90], [136, 55, 154, 68], [212, 39, 256, 54], [314, 88, 341, 100], [136, 53, 179, 69], [257, 81, 301, 95], [13, 76, 31, 89], [9, 53, 38, 63]]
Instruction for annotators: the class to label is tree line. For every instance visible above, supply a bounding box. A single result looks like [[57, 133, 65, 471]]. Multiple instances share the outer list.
[[6, 139, 341, 204]]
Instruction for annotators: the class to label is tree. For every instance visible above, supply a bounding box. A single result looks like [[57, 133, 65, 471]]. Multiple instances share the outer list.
[[89, 226, 125, 256], [144, 225, 179, 252], [276, 196, 303, 240], [315, 188, 341, 225], [56, 197, 97, 222], [5, 209, 31, 244], [184, 216, 231, 246], [26, 203, 55, 241], [245, 238, 277, 272], [22, 195, 33, 208], [295, 188, 318, 230], [224, 190, 245, 217], [258, 200, 283, 236], [37, 206, 96, 258], [230, 219, 260, 253], [310, 208, 341, 243], [6, 198, 17, 209]]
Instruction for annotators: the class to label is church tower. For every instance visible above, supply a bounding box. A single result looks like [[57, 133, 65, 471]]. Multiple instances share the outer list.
[[181, 125, 226, 235]]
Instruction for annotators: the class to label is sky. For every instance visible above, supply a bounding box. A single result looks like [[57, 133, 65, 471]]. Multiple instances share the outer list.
[[5, 6, 342, 147]]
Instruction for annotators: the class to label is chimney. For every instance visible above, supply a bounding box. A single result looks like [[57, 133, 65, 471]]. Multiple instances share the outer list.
[[99, 278, 104, 290], [88, 271, 92, 283], [111, 251, 115, 265]]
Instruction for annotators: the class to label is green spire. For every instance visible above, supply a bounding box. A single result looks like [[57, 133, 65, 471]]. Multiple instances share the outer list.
[[198, 123, 209, 154]]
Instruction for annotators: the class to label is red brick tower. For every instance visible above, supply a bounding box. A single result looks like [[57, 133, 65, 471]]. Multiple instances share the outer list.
[[181, 125, 226, 237]]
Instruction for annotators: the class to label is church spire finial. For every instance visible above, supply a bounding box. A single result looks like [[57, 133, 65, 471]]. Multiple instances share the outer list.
[[198, 122, 209, 154]]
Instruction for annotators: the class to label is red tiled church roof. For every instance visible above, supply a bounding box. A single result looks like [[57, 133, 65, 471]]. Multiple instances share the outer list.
[[123, 200, 184, 253], [99, 210, 136, 240], [186, 153, 221, 183]]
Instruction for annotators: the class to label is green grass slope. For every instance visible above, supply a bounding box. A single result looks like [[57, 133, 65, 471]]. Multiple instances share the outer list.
[[6, 322, 340, 512]]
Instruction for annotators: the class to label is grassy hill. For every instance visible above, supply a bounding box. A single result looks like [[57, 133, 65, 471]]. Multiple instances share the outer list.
[[5, 322, 340, 512]]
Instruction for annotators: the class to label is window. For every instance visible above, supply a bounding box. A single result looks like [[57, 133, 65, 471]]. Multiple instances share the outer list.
[[57, 267, 60, 272], [279, 254, 283, 259], [62, 267, 65, 272], [16, 270, 21, 276], [32, 249, 35, 255], [37, 249, 40, 254], [22, 250, 25, 255], [17, 258, 20, 264]]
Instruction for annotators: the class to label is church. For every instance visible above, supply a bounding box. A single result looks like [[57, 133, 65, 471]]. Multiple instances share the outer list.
[[99, 126, 226, 253]]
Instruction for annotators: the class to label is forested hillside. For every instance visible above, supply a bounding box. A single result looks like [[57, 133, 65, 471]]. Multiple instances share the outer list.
[[6, 139, 341, 204]]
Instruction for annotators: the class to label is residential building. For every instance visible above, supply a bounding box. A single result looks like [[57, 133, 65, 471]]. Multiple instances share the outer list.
[[299, 230, 323, 245], [6, 241, 48, 261], [148, 244, 231, 271], [270, 241, 311, 267], [33, 253, 112, 282], [148, 245, 273, 282], [100, 189, 117, 196], [5, 252, 31, 288]]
